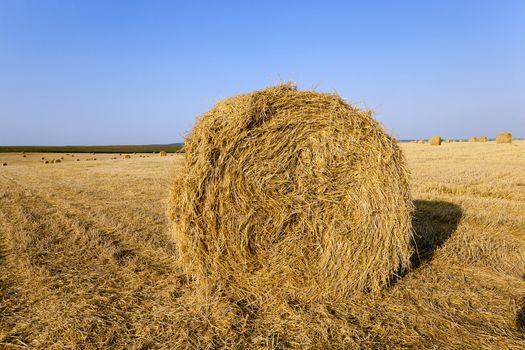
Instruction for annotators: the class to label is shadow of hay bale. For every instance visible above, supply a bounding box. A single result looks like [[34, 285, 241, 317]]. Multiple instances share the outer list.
[[518, 294, 525, 333], [389, 200, 462, 286], [411, 200, 463, 267]]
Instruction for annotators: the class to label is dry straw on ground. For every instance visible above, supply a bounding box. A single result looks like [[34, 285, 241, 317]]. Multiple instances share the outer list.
[[429, 136, 442, 146], [496, 132, 512, 144], [479, 136, 488, 142], [169, 84, 414, 307]]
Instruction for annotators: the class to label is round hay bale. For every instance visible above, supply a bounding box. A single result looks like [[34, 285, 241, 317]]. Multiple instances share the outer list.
[[125, 154, 131, 159], [159, 151, 167, 157], [54, 159, 61, 163], [468, 137, 478, 142], [76, 159, 80, 161], [496, 132, 512, 144], [429, 136, 442, 146], [2, 163, 7, 166], [168, 84, 414, 301], [45, 160, 49, 164], [479, 136, 488, 142]]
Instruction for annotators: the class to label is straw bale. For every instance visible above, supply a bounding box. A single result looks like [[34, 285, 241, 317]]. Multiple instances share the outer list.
[[168, 84, 413, 303], [496, 132, 512, 144], [429, 136, 442, 146]]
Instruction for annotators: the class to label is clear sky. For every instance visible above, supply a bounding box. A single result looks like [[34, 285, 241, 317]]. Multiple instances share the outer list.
[[1, 0, 524, 145]]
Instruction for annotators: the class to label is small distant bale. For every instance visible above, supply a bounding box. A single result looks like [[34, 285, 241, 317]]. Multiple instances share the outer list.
[[429, 136, 442, 146], [160, 151, 167, 157], [76, 159, 80, 161], [23, 155, 27, 158], [60, 156, 64, 159], [417, 139, 425, 144], [41, 157, 45, 160], [125, 155, 131, 159], [496, 132, 512, 144], [2, 163, 7, 166], [45, 160, 49, 164], [468, 137, 478, 142], [478, 136, 488, 142]]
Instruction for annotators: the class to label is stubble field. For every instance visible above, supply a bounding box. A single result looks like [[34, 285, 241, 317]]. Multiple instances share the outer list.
[[1, 141, 524, 349]]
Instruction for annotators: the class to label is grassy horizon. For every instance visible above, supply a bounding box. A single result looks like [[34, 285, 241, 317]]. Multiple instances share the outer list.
[[0, 144, 183, 153]]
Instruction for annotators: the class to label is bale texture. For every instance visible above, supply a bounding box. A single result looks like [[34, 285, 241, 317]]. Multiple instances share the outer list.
[[160, 151, 167, 157], [429, 136, 442, 146], [168, 84, 414, 302], [496, 132, 512, 144], [469, 137, 478, 142], [479, 136, 488, 142]]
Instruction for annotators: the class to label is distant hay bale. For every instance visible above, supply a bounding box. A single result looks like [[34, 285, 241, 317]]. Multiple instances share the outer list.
[[52, 159, 61, 163], [23, 155, 26, 158], [76, 159, 80, 161], [429, 136, 442, 146], [496, 132, 512, 144], [417, 140, 425, 144], [479, 136, 488, 142], [125, 155, 131, 159], [2, 163, 7, 166], [159, 151, 167, 157], [469, 137, 478, 142], [41, 157, 45, 160], [168, 84, 414, 302], [45, 160, 49, 164]]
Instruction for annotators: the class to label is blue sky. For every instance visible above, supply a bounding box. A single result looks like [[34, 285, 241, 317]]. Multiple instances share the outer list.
[[1, 0, 524, 145]]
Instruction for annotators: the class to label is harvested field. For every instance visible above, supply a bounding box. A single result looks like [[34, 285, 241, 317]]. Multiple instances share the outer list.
[[1, 141, 524, 349]]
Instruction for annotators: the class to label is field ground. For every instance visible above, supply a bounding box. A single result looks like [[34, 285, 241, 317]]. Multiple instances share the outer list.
[[1, 141, 524, 349]]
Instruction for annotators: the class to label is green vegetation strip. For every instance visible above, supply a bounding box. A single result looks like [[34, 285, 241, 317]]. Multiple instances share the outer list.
[[0, 145, 183, 154]]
